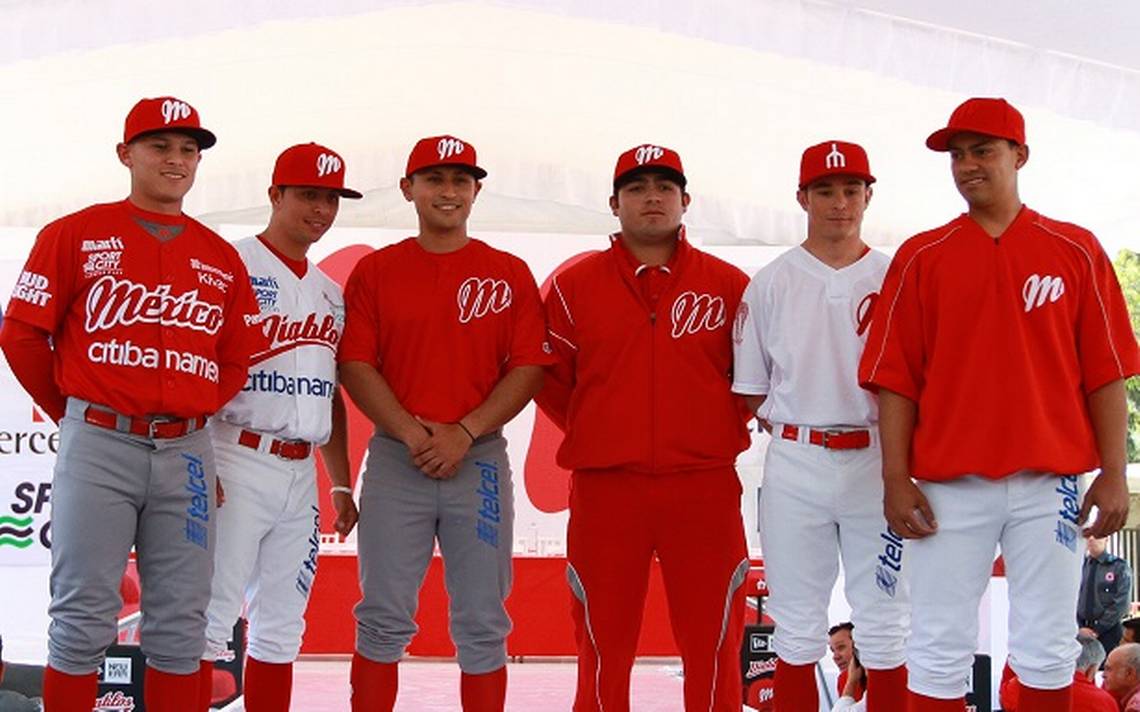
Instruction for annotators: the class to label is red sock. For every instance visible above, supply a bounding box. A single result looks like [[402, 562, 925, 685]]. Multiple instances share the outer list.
[[460, 666, 507, 712], [773, 659, 817, 712], [144, 666, 200, 712], [244, 657, 293, 712], [198, 660, 214, 711], [1019, 683, 1073, 712], [866, 665, 907, 712], [908, 691, 964, 712], [350, 652, 398, 712], [42, 666, 98, 712]]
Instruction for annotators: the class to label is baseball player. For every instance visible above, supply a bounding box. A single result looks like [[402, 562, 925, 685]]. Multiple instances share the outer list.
[[338, 135, 551, 712], [859, 97, 1140, 711], [0, 97, 259, 712], [732, 142, 907, 712], [536, 144, 752, 712], [197, 143, 361, 711]]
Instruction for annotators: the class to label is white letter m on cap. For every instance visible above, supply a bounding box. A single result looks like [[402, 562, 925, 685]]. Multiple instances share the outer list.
[[635, 145, 664, 165], [437, 138, 465, 160], [161, 100, 191, 124], [825, 143, 846, 169], [316, 153, 342, 177]]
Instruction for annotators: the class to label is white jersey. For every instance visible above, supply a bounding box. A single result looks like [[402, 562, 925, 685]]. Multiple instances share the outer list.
[[215, 236, 344, 444], [732, 245, 888, 427]]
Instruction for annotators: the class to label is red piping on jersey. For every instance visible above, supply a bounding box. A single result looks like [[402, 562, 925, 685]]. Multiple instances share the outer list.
[[1033, 219, 1127, 376]]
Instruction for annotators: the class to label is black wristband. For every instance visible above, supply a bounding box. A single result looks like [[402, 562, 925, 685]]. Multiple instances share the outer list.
[[456, 421, 476, 443]]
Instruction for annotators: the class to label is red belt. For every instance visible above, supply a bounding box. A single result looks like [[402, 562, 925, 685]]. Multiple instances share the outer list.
[[83, 406, 206, 439], [237, 429, 312, 460], [781, 424, 871, 450]]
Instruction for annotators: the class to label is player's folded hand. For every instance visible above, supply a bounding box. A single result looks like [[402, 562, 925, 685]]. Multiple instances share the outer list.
[[333, 493, 359, 538], [411, 419, 471, 479], [1080, 470, 1130, 538], [216, 477, 226, 507], [883, 476, 937, 539]]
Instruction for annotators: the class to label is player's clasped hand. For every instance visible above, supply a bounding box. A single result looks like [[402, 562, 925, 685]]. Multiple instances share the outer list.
[[1079, 471, 1130, 538], [331, 491, 359, 538], [883, 476, 938, 539], [411, 419, 472, 479]]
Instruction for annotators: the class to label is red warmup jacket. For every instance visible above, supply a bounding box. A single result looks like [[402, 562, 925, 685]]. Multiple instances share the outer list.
[[538, 232, 751, 473]]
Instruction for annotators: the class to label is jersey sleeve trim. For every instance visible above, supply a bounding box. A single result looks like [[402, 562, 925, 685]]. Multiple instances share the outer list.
[[1033, 219, 1128, 380], [863, 226, 961, 385], [551, 276, 575, 327], [730, 381, 767, 396], [548, 328, 578, 351]]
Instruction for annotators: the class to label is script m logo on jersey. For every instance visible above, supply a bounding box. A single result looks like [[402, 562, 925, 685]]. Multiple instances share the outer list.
[[84, 276, 223, 335], [457, 277, 512, 323], [1054, 474, 1081, 553], [1022, 274, 1065, 313], [856, 292, 879, 337], [732, 302, 749, 345], [874, 527, 904, 598], [670, 291, 726, 339]]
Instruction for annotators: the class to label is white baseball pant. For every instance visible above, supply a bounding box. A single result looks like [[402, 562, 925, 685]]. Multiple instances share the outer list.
[[203, 426, 320, 664], [759, 432, 909, 671], [907, 472, 1085, 699]]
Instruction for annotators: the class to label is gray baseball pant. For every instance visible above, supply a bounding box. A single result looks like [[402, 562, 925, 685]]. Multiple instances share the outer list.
[[354, 432, 513, 673], [47, 398, 216, 675]]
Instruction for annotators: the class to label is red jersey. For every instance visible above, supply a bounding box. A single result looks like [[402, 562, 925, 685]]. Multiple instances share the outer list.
[[337, 237, 552, 422], [538, 232, 751, 473], [859, 207, 1140, 480], [5, 200, 260, 418]]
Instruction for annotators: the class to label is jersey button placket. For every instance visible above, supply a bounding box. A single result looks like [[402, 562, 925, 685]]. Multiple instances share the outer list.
[[158, 247, 177, 402]]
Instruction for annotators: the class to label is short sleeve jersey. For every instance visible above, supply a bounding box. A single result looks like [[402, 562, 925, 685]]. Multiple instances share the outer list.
[[859, 207, 1140, 480], [214, 237, 344, 444], [337, 237, 553, 423], [5, 200, 260, 418], [733, 246, 889, 427]]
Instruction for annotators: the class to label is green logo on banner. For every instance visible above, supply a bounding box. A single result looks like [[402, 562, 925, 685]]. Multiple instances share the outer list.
[[0, 515, 34, 548]]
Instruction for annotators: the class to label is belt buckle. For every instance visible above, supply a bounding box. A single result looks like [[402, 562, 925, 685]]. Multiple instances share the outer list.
[[822, 429, 842, 449]]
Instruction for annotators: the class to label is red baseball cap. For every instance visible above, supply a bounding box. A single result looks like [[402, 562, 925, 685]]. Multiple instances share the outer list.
[[926, 97, 1026, 151], [799, 141, 875, 189], [123, 96, 216, 149], [613, 144, 686, 190], [272, 143, 363, 199], [405, 135, 487, 179]]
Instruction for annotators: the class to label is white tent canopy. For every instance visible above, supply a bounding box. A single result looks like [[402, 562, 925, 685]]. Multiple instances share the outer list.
[[2, 0, 1138, 253]]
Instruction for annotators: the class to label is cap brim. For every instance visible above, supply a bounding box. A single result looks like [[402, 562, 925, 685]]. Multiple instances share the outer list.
[[128, 127, 217, 150], [925, 127, 955, 152], [408, 162, 487, 180], [926, 126, 1021, 152], [799, 172, 876, 190], [614, 166, 687, 191], [278, 184, 365, 200]]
